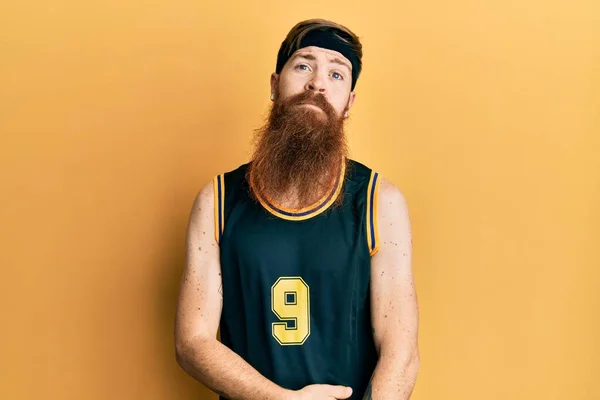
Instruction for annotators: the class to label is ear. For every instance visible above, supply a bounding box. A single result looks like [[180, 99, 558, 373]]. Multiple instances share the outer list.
[[270, 73, 279, 100], [344, 91, 356, 117]]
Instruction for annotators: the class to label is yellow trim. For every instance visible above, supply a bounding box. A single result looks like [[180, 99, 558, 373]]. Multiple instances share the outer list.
[[370, 174, 381, 256], [212, 175, 225, 244], [259, 161, 345, 214], [366, 172, 375, 252], [219, 175, 225, 235], [213, 175, 220, 244], [251, 159, 346, 221]]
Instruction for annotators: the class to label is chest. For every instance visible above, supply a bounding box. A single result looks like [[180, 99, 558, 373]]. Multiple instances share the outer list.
[[221, 199, 369, 279]]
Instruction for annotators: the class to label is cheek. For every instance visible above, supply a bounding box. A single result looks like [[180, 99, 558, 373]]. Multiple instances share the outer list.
[[330, 94, 349, 115], [278, 75, 305, 97]]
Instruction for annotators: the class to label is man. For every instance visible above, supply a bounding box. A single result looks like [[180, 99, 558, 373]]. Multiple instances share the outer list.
[[175, 19, 419, 399]]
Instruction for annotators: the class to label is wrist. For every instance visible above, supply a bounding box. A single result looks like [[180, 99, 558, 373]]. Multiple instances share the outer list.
[[274, 387, 296, 400]]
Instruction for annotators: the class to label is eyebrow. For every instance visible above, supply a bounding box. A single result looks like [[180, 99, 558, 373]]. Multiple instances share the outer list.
[[291, 52, 352, 72]]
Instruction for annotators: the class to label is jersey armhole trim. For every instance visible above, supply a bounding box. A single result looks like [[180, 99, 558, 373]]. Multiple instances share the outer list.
[[366, 171, 381, 257], [213, 174, 225, 245]]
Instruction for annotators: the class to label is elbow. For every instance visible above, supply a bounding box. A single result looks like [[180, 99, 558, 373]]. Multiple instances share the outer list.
[[411, 348, 420, 374], [175, 338, 192, 370], [382, 344, 420, 376], [174, 333, 213, 373], [405, 346, 420, 382], [405, 345, 420, 368], [174, 334, 201, 371]]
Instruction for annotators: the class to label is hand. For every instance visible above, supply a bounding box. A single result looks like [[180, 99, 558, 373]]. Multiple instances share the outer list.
[[291, 384, 353, 400]]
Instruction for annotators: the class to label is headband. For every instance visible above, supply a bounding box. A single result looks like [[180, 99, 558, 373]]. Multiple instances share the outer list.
[[275, 29, 361, 90]]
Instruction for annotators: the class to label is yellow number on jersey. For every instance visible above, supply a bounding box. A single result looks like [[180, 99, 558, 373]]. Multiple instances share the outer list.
[[271, 277, 310, 345]]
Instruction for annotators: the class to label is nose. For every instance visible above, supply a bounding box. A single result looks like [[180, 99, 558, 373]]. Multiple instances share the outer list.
[[305, 72, 326, 93]]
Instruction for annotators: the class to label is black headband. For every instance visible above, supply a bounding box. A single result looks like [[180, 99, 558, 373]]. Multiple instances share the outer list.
[[275, 29, 361, 90]]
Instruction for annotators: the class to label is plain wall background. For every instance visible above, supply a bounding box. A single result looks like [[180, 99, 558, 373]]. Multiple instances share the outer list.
[[1, 1, 598, 399]]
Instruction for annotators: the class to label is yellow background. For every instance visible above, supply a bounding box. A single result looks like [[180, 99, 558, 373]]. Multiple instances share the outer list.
[[1, 1, 598, 399]]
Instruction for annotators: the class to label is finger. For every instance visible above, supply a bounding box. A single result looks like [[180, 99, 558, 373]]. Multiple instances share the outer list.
[[327, 385, 353, 399]]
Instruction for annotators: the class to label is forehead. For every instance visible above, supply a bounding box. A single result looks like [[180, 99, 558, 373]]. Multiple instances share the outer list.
[[290, 46, 352, 70]]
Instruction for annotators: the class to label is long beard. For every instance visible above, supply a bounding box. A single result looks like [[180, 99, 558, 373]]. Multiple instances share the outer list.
[[248, 89, 349, 209]]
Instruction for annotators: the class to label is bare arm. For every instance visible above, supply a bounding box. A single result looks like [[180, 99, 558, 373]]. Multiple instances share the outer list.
[[174, 182, 293, 400], [362, 178, 420, 399]]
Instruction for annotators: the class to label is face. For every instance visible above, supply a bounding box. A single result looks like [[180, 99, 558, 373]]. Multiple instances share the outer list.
[[270, 46, 356, 118]]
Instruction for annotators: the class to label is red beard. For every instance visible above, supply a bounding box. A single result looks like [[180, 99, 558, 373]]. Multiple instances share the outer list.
[[248, 89, 348, 209]]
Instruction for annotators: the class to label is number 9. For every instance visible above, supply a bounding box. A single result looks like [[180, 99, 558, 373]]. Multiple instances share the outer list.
[[271, 277, 310, 345]]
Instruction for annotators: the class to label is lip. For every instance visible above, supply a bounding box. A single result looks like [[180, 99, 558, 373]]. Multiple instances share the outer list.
[[299, 103, 323, 111]]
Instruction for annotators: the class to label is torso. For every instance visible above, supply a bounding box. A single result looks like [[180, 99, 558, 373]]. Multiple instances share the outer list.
[[213, 158, 381, 399]]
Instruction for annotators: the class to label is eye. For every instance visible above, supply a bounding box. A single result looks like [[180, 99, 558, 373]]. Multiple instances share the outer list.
[[296, 64, 310, 71], [331, 71, 344, 80]]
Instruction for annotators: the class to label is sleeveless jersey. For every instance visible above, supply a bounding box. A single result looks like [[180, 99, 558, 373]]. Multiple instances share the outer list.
[[213, 159, 381, 399]]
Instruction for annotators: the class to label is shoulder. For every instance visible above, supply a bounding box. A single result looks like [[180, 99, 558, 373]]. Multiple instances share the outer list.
[[189, 160, 249, 222], [346, 158, 406, 204], [378, 177, 408, 210], [190, 181, 215, 223], [348, 157, 407, 207], [194, 162, 250, 244], [376, 177, 411, 243]]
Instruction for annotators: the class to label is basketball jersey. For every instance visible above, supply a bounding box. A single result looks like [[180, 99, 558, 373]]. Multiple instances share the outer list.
[[213, 158, 381, 399]]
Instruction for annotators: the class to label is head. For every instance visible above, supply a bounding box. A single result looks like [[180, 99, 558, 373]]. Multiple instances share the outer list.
[[249, 19, 363, 208], [271, 18, 363, 118]]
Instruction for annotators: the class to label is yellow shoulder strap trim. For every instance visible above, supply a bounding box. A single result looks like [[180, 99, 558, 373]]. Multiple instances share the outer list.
[[366, 171, 381, 256], [212, 175, 225, 244]]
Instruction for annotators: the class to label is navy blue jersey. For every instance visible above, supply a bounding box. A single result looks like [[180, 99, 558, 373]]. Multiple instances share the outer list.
[[213, 158, 381, 399]]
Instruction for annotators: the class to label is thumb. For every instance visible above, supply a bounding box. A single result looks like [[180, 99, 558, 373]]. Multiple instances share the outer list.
[[329, 385, 353, 399]]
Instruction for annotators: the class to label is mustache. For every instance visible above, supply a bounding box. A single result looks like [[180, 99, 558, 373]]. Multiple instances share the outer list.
[[279, 90, 335, 114]]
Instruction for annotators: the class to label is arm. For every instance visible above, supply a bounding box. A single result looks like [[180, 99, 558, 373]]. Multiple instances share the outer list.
[[363, 178, 420, 399], [174, 182, 293, 400]]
